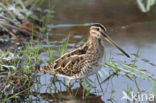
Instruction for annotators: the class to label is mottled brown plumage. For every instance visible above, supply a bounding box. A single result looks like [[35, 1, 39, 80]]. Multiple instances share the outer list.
[[40, 23, 130, 86]]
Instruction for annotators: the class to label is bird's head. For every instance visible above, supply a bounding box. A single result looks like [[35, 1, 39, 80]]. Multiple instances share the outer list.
[[90, 23, 130, 58]]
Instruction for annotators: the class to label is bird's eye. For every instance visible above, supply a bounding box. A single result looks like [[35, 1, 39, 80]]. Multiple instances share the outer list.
[[96, 28, 100, 31]]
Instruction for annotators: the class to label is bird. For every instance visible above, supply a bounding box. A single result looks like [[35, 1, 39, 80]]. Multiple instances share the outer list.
[[39, 23, 130, 87]]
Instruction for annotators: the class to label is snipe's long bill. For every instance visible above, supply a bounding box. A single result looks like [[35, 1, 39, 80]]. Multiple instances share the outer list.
[[39, 23, 130, 87]]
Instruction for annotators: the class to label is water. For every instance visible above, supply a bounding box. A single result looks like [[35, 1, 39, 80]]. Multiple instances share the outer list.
[[1, 0, 155, 102], [31, 0, 156, 102]]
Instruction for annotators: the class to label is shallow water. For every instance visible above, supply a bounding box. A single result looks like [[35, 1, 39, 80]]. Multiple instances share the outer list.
[[13, 0, 156, 102], [32, 0, 156, 102]]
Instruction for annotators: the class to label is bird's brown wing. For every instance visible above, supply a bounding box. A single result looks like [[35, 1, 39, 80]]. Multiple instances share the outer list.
[[55, 54, 85, 76], [40, 44, 88, 76], [41, 54, 85, 76]]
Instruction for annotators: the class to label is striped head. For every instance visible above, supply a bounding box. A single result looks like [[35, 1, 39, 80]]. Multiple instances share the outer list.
[[90, 23, 107, 39], [89, 23, 130, 58]]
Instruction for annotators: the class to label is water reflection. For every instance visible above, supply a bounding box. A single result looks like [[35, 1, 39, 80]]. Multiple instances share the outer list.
[[38, 87, 104, 103]]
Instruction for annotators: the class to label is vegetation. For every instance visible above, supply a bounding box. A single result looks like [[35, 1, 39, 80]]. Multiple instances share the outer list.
[[0, 0, 155, 103], [137, 0, 155, 12]]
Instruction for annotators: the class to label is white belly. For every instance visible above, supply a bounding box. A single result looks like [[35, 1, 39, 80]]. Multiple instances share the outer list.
[[98, 50, 106, 65]]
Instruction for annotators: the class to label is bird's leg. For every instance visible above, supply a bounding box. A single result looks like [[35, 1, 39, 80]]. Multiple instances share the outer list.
[[67, 79, 71, 87], [79, 79, 83, 88]]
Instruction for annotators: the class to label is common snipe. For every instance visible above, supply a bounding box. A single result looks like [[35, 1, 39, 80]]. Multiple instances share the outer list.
[[40, 23, 130, 87]]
